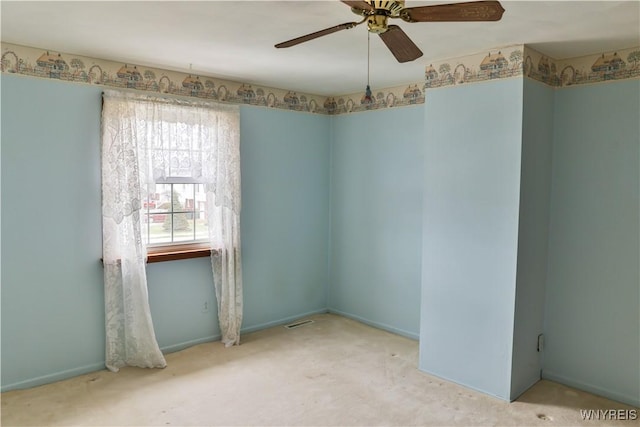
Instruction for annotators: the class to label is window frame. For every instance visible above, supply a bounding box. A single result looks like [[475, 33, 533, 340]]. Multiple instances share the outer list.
[[143, 178, 211, 263]]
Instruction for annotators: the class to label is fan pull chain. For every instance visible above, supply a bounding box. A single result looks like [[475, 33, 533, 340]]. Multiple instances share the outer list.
[[367, 31, 370, 87], [364, 31, 373, 103]]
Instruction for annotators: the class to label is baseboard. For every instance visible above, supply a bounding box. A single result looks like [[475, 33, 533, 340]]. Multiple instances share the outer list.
[[160, 334, 221, 354], [542, 370, 640, 407], [327, 308, 419, 341], [418, 366, 510, 402], [240, 308, 330, 334], [510, 377, 541, 402], [161, 308, 331, 351], [1, 361, 106, 393]]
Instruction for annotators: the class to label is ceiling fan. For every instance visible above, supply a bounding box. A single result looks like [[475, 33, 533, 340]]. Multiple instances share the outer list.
[[275, 0, 505, 63]]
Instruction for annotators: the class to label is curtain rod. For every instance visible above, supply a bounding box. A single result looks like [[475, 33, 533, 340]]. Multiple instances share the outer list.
[[101, 88, 239, 112]]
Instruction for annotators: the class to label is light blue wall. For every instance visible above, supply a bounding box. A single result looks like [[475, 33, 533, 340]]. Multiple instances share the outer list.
[[4, 69, 638, 408], [1, 75, 331, 390], [239, 106, 330, 329], [147, 258, 220, 352], [420, 79, 524, 400], [1, 75, 105, 390], [510, 78, 554, 400], [328, 106, 424, 339], [543, 80, 640, 407]]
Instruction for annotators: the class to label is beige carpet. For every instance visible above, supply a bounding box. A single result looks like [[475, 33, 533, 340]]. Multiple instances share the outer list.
[[1, 313, 637, 426]]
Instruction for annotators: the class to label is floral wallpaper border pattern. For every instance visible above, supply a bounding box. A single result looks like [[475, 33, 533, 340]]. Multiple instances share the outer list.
[[324, 82, 424, 115], [424, 44, 640, 90], [1, 42, 424, 116], [523, 45, 640, 88], [4, 42, 638, 115]]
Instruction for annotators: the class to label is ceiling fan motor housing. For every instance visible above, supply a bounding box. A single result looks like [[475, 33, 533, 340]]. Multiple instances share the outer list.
[[360, 0, 406, 33], [369, 0, 405, 16]]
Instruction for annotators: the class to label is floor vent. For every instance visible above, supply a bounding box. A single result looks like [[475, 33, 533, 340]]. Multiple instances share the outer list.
[[284, 319, 314, 329]]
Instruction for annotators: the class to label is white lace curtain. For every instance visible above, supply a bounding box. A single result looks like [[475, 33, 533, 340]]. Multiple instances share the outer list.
[[101, 90, 242, 372]]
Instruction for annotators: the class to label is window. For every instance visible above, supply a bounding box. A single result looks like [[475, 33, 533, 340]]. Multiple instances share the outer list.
[[102, 90, 243, 356], [101, 91, 241, 264], [143, 182, 208, 246]]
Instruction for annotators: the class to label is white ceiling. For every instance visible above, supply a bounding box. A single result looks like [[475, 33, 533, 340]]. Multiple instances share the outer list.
[[2, 1, 639, 96]]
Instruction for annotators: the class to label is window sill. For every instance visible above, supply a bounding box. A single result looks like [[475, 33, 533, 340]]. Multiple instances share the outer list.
[[146, 243, 215, 263], [101, 243, 218, 265]]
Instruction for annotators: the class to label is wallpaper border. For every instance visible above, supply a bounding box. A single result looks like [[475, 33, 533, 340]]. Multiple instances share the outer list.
[[523, 45, 640, 88], [1, 42, 423, 116], [424, 45, 525, 90], [4, 42, 637, 115], [423, 44, 640, 90]]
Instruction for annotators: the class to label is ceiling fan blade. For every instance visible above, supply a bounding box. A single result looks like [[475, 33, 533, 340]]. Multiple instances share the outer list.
[[275, 21, 362, 48], [341, 1, 374, 11], [401, 1, 505, 23], [379, 25, 423, 63]]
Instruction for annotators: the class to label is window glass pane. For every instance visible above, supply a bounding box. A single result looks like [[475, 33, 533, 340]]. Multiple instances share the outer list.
[[150, 214, 172, 245], [196, 210, 209, 241], [171, 184, 190, 213], [195, 184, 208, 241], [171, 183, 192, 242], [147, 184, 171, 244], [145, 182, 207, 246], [174, 215, 195, 242], [156, 183, 172, 212]]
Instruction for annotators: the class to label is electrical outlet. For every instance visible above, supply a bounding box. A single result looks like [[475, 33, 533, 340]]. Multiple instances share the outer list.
[[202, 300, 209, 313], [537, 334, 544, 352]]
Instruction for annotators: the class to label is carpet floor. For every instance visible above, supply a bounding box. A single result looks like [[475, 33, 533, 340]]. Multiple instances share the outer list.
[[1, 313, 637, 426]]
